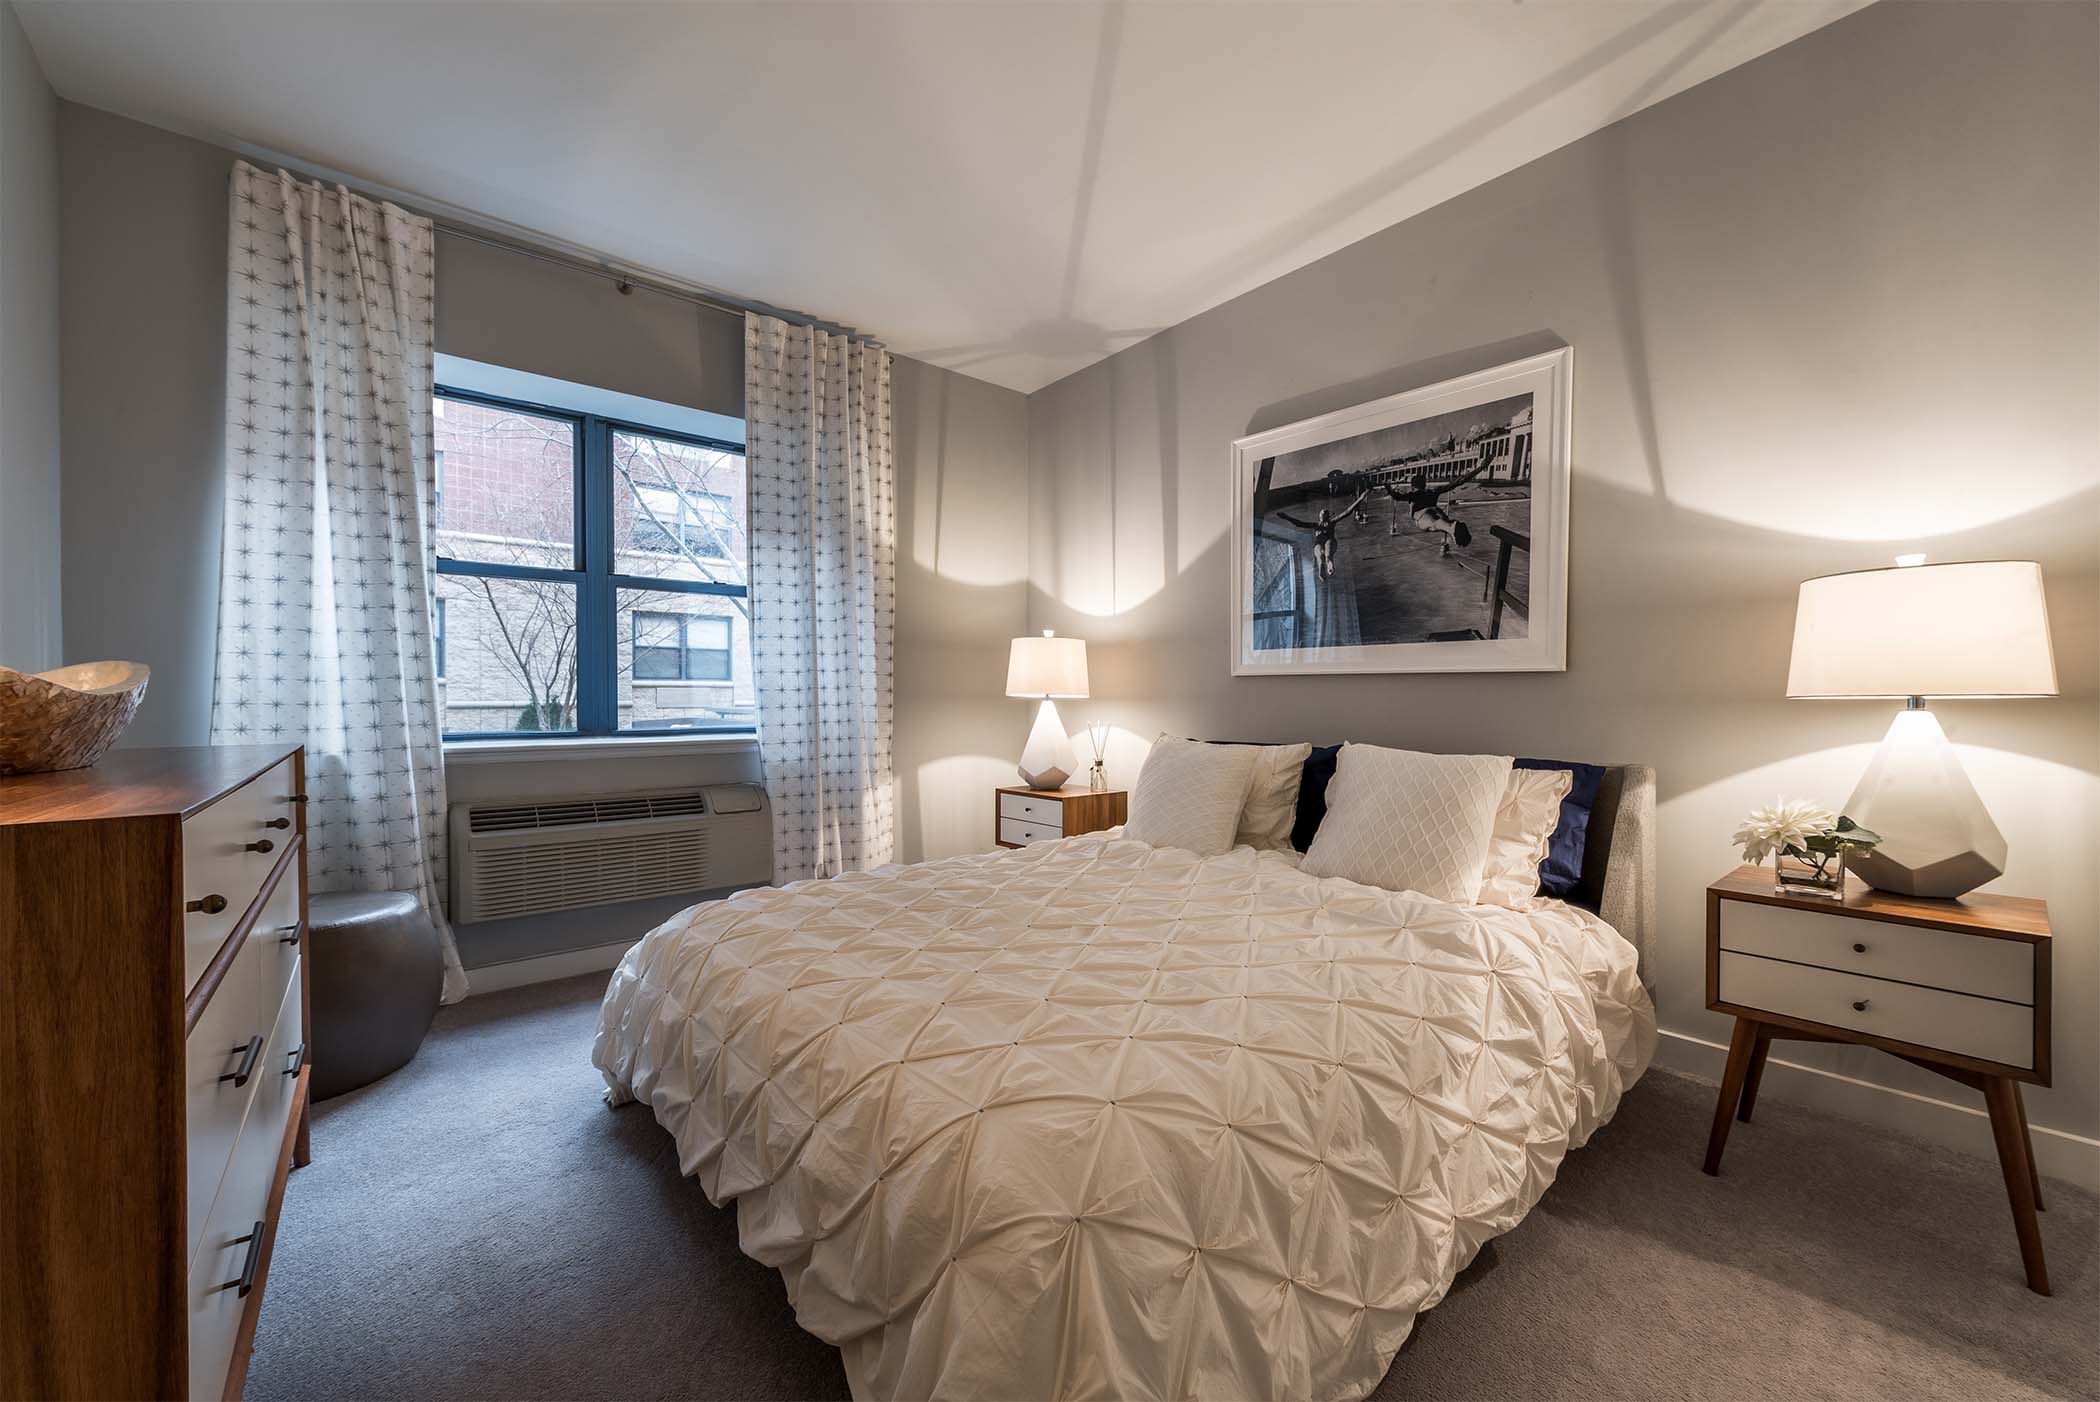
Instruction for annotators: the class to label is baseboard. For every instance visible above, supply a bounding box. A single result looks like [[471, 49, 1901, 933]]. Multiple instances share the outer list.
[[463, 938, 639, 995], [1653, 1029, 2100, 1193]]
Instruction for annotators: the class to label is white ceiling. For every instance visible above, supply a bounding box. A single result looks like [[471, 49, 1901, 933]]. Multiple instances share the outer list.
[[19, 0, 1865, 393]]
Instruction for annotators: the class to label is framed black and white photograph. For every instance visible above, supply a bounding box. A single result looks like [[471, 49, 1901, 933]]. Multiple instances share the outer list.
[[1231, 347, 1571, 675]]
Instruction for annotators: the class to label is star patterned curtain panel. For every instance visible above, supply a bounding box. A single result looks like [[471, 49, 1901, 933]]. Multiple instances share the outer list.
[[745, 313, 898, 881], [210, 161, 466, 1001]]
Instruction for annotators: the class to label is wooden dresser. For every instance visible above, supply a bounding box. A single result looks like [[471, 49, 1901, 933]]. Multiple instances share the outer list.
[[1, 745, 312, 1399]]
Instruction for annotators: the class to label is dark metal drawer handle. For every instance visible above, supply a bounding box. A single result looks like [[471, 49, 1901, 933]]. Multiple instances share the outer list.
[[228, 1220, 266, 1297], [246, 838, 275, 854], [285, 1042, 307, 1076], [263, 817, 291, 829], [1852, 999, 1870, 1013], [187, 893, 229, 915], [221, 1035, 264, 1087], [289, 793, 308, 805], [1852, 942, 1867, 954], [279, 923, 302, 947]]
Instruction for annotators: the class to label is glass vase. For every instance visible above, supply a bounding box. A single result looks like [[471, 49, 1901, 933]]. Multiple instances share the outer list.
[[1087, 760, 1107, 792], [1773, 847, 1845, 899]]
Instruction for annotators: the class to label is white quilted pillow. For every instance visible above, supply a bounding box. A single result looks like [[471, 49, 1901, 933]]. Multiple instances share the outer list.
[[1300, 744, 1513, 902], [1234, 742, 1313, 851], [1476, 766, 1574, 910], [1126, 735, 1260, 856]]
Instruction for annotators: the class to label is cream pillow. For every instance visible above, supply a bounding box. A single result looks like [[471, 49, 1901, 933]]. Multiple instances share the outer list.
[[1299, 743, 1513, 903], [1234, 742, 1313, 851], [1125, 735, 1260, 857], [1476, 767, 1574, 910]]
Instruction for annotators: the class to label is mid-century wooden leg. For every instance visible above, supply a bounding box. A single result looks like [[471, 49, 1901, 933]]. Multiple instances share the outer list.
[[1703, 1017, 1759, 1175], [294, 1097, 313, 1169], [1983, 1076, 2050, 1295], [1736, 1024, 1774, 1123], [2012, 1083, 2043, 1212]]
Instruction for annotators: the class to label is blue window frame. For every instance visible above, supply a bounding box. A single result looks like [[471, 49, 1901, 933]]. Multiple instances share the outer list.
[[434, 385, 748, 740]]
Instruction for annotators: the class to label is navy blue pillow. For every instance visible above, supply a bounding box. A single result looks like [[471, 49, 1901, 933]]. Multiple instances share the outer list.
[[1290, 744, 1342, 853], [1514, 757, 1606, 897]]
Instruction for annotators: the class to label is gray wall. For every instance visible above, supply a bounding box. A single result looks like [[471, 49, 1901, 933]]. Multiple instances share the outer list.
[[1024, 2, 2100, 1139], [893, 355, 1031, 863], [0, 0, 61, 671]]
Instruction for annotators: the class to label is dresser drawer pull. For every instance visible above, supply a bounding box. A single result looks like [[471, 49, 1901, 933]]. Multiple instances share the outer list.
[[285, 1042, 307, 1076], [290, 793, 308, 805], [246, 838, 275, 854], [263, 816, 291, 829], [187, 893, 229, 915], [227, 1220, 267, 1297], [1852, 999, 1870, 1013], [1852, 942, 1867, 954], [279, 923, 303, 947], [221, 1035, 264, 1087]]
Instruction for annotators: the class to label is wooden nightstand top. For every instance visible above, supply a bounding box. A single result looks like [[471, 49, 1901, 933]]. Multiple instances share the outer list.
[[994, 786, 1128, 801], [1709, 864, 2052, 942]]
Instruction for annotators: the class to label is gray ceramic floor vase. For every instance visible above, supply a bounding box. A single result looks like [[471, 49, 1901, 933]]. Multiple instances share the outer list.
[[308, 890, 444, 1102], [1842, 706, 2007, 899], [0, 661, 150, 775]]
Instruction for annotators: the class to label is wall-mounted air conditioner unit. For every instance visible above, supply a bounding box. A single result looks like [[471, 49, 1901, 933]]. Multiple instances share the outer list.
[[448, 784, 770, 924]]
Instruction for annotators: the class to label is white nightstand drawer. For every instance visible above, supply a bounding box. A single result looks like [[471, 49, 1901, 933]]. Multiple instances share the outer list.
[[1717, 950, 2033, 1069], [1719, 898, 2032, 1004], [998, 816, 1064, 846], [998, 793, 1065, 828]]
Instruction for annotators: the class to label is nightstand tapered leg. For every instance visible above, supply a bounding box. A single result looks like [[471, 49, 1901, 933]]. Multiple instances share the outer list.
[[2012, 1083, 2043, 1212], [1703, 1017, 1759, 1175], [1736, 1024, 1773, 1123], [1983, 1076, 2050, 1295]]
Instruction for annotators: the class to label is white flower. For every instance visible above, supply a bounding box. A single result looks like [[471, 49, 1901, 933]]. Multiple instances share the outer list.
[[1733, 797, 1838, 864]]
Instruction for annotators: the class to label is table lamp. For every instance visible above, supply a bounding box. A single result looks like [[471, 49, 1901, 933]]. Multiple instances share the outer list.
[[1006, 630, 1088, 790], [1786, 558, 2057, 898]]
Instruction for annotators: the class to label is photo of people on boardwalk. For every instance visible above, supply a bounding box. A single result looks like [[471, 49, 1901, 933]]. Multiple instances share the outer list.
[[1248, 390, 1537, 653]]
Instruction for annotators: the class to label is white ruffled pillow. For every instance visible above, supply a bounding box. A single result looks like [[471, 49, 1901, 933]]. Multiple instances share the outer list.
[[1126, 735, 1260, 857], [1299, 743, 1512, 903], [1476, 767, 1574, 909], [1234, 742, 1312, 851]]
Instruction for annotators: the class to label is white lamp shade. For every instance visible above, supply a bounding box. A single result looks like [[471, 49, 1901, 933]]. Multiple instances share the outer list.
[[1786, 560, 2057, 699], [1006, 633, 1089, 698]]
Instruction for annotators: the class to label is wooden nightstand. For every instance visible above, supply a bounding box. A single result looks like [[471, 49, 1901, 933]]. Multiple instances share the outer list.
[[993, 786, 1127, 849], [1702, 864, 2054, 1294]]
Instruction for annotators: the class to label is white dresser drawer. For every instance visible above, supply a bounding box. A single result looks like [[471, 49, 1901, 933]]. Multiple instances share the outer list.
[[181, 756, 298, 990], [255, 869, 303, 1022], [188, 967, 303, 1401], [1717, 950, 2034, 1069], [185, 933, 263, 1263], [1718, 898, 2032, 1004], [998, 792, 1066, 829], [999, 816, 1064, 847]]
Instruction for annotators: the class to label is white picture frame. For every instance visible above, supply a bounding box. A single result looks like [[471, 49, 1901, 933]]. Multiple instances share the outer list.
[[1230, 347, 1572, 676]]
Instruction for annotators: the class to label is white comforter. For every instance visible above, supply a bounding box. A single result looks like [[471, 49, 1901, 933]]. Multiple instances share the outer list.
[[594, 833, 1655, 1401]]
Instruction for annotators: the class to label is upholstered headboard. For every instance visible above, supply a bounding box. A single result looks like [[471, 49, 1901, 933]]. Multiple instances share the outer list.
[[1568, 764, 1657, 986]]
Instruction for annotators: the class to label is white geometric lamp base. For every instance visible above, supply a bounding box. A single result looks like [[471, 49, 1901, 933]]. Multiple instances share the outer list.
[[1017, 698, 1076, 790], [1842, 707, 2007, 899]]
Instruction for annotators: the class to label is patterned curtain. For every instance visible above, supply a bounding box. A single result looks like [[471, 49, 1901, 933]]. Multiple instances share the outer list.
[[210, 161, 466, 1002], [744, 313, 897, 882]]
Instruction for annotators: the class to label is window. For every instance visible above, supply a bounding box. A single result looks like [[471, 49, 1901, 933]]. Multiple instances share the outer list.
[[432, 387, 750, 738], [632, 612, 732, 682]]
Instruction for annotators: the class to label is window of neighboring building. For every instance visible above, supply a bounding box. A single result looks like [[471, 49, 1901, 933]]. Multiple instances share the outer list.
[[432, 387, 751, 738], [632, 611, 733, 682]]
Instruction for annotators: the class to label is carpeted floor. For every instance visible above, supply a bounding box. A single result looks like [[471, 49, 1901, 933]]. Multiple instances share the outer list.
[[248, 973, 2099, 1402]]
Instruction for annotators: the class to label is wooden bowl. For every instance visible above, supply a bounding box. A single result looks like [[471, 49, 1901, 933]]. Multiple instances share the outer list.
[[0, 662, 151, 775]]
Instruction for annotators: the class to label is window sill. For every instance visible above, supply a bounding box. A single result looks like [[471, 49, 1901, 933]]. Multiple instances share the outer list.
[[443, 733, 759, 765]]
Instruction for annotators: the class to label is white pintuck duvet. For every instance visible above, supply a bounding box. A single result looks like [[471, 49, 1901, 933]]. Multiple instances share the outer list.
[[594, 833, 1655, 1401]]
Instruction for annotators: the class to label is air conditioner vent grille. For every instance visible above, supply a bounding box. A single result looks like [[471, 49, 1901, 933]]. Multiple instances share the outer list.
[[468, 790, 709, 833], [469, 829, 712, 923]]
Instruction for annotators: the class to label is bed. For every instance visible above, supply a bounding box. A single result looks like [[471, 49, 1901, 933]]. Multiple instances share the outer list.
[[594, 764, 1657, 1401]]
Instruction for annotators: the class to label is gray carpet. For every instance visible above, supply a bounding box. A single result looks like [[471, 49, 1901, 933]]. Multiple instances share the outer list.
[[249, 973, 2099, 1402]]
